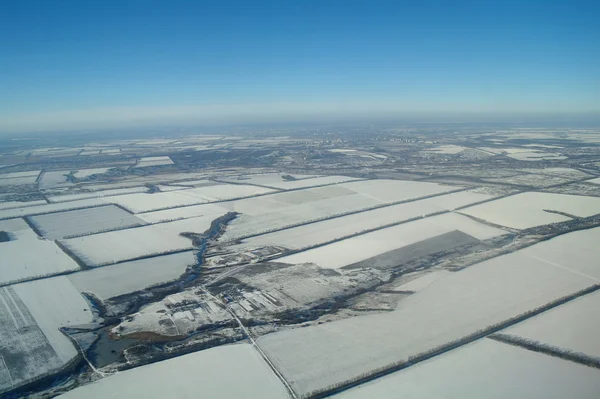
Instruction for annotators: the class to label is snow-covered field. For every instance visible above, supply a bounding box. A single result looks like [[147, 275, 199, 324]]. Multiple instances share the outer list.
[[13, 276, 94, 359], [0, 219, 80, 285], [258, 228, 598, 395], [423, 145, 465, 154], [0, 277, 94, 394], [260, 175, 358, 189], [108, 183, 274, 213], [500, 291, 600, 358], [0, 170, 41, 179], [508, 150, 567, 161], [461, 192, 600, 229], [72, 168, 111, 178], [57, 344, 290, 399], [0, 172, 40, 186], [47, 186, 149, 203], [391, 270, 450, 292], [29, 205, 147, 239], [137, 203, 231, 223], [277, 212, 505, 269], [60, 213, 226, 266], [219, 180, 461, 241], [334, 339, 600, 399], [38, 170, 73, 189], [0, 198, 108, 220], [68, 251, 196, 300], [133, 156, 174, 168], [220, 173, 318, 187], [231, 190, 496, 251], [0, 199, 47, 211]]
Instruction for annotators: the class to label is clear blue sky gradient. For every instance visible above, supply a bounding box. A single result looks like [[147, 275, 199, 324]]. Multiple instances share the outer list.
[[1, 0, 599, 130]]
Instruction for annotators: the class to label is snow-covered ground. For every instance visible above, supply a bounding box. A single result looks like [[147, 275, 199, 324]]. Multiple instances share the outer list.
[[461, 192, 600, 229], [0, 198, 108, 219], [72, 168, 111, 178], [219, 173, 318, 187], [258, 227, 598, 396], [334, 339, 600, 399], [500, 290, 600, 358], [137, 203, 231, 223], [219, 180, 462, 241], [422, 145, 465, 154], [230, 190, 496, 252], [0, 219, 80, 285], [57, 344, 290, 399], [60, 213, 227, 266], [277, 212, 505, 269], [68, 251, 196, 300], [38, 170, 73, 189], [0, 199, 47, 211], [108, 183, 274, 213], [29, 205, 147, 239], [132, 156, 174, 168], [391, 270, 450, 292], [47, 186, 149, 203], [0, 277, 94, 394]]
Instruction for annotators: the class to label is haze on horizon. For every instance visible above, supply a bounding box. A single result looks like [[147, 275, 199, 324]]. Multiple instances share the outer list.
[[1, 0, 599, 133]]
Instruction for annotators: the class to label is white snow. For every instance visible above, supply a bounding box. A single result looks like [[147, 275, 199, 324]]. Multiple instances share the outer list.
[[13, 276, 94, 362], [58, 344, 290, 399], [0, 200, 47, 211], [423, 145, 465, 154], [277, 212, 505, 269], [233, 191, 497, 252], [0, 198, 109, 220], [137, 203, 231, 223], [108, 184, 274, 213], [60, 213, 227, 266], [258, 228, 598, 395], [0, 170, 41, 179], [133, 156, 174, 168], [38, 170, 73, 189], [0, 219, 81, 285], [68, 251, 196, 300], [391, 270, 450, 292], [46, 186, 149, 203], [461, 192, 600, 229], [500, 291, 600, 358], [334, 339, 600, 399], [29, 205, 147, 239], [72, 168, 111, 178]]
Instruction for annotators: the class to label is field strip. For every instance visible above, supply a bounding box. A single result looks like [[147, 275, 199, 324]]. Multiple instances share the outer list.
[[221, 187, 471, 243], [310, 284, 600, 398], [136, 178, 370, 214], [488, 334, 600, 370], [198, 286, 297, 398]]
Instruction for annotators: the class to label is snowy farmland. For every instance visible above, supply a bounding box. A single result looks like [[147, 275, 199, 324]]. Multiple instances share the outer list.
[[107, 183, 275, 213], [219, 172, 318, 187], [277, 212, 506, 269], [499, 290, 600, 358], [334, 339, 600, 399], [219, 180, 461, 241], [72, 167, 111, 178], [29, 205, 147, 239], [0, 277, 93, 395], [57, 344, 290, 399], [60, 213, 227, 266], [258, 227, 599, 395], [47, 186, 149, 203], [68, 251, 196, 300], [460, 192, 600, 229], [133, 156, 174, 168], [0, 219, 80, 285], [229, 190, 497, 252]]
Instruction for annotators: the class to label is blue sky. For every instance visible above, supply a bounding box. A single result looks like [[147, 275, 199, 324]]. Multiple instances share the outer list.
[[1, 0, 599, 131]]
